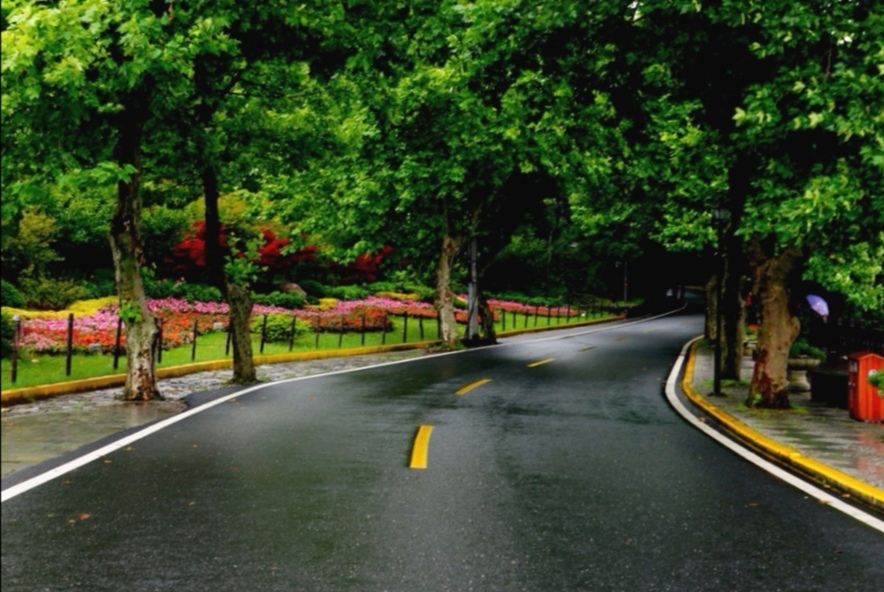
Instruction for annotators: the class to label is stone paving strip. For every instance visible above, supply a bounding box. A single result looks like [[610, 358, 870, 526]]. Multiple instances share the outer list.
[[690, 351, 884, 491], [2, 350, 426, 477]]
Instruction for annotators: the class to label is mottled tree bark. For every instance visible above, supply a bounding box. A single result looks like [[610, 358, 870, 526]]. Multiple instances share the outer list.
[[477, 292, 498, 344], [109, 96, 161, 401], [226, 282, 257, 383], [434, 233, 464, 347], [746, 238, 803, 409], [704, 274, 718, 342]]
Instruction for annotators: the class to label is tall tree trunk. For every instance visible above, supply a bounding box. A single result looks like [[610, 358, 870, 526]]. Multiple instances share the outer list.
[[704, 274, 718, 342], [722, 261, 746, 380], [109, 98, 160, 401], [722, 242, 747, 380], [202, 164, 257, 384], [477, 292, 497, 344], [721, 153, 752, 380], [434, 233, 463, 347], [226, 281, 257, 382], [747, 239, 803, 409]]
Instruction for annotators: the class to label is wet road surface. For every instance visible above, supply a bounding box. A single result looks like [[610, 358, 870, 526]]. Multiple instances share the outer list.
[[2, 312, 883, 591]]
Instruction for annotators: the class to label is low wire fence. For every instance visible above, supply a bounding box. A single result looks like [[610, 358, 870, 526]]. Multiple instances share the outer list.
[[3, 299, 619, 388]]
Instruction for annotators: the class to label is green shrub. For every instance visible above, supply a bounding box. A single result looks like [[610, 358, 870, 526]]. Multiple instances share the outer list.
[[178, 283, 223, 303], [297, 280, 326, 297], [144, 276, 177, 299], [1, 280, 26, 308], [250, 313, 311, 343], [324, 285, 371, 301], [253, 291, 306, 309], [1, 311, 15, 358], [81, 275, 117, 299], [19, 276, 89, 310], [140, 202, 195, 265], [366, 281, 434, 302], [366, 281, 395, 293], [789, 338, 826, 360], [145, 277, 223, 303]]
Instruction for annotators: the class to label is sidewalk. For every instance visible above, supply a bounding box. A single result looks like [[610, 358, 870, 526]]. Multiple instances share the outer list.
[[1, 350, 426, 478], [684, 342, 884, 510]]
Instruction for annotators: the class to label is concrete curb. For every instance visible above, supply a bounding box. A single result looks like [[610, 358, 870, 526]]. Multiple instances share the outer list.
[[1, 315, 621, 406], [682, 340, 884, 513], [0, 342, 434, 405]]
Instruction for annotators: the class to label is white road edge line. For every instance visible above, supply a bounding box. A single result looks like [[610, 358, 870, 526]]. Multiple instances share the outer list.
[[3, 305, 684, 503], [1, 354, 441, 503], [666, 337, 884, 534]]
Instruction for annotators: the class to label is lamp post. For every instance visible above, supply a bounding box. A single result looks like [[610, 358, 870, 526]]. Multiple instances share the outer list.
[[11, 314, 21, 384], [467, 237, 479, 342], [615, 260, 628, 304], [622, 260, 628, 303], [712, 205, 728, 396]]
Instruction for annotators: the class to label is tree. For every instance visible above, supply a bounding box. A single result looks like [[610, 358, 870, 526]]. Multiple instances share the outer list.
[[2, 0, 196, 399], [3, 1, 359, 388], [174, 2, 370, 381], [289, 0, 623, 347], [569, 1, 883, 408]]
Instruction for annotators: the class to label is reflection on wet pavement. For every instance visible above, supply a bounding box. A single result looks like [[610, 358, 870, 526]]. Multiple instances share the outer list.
[[1, 351, 426, 478], [692, 352, 884, 490], [2, 402, 185, 476]]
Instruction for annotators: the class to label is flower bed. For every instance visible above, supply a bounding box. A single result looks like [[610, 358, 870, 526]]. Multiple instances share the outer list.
[[6, 295, 583, 355]]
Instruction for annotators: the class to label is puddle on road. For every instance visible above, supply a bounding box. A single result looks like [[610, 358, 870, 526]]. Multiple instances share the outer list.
[[2, 401, 185, 477]]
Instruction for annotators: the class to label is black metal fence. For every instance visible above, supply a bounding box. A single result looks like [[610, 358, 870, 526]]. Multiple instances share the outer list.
[[4, 304, 608, 386], [813, 317, 884, 357]]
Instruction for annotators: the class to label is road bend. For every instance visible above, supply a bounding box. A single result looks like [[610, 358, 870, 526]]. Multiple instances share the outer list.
[[2, 310, 882, 591]]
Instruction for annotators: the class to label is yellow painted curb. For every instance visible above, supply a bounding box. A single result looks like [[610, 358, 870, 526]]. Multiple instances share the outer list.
[[1, 342, 435, 406], [1, 318, 620, 406], [682, 341, 884, 512]]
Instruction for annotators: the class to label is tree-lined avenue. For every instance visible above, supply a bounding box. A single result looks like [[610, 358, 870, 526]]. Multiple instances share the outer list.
[[3, 311, 882, 591]]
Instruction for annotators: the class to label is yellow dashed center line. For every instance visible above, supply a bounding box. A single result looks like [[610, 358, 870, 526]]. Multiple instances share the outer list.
[[409, 425, 434, 469], [455, 378, 492, 396], [527, 358, 555, 368]]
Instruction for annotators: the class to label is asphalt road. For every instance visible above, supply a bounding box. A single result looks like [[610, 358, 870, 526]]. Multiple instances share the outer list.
[[2, 311, 883, 591]]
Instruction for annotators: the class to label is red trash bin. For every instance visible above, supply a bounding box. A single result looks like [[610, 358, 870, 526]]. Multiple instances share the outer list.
[[847, 352, 883, 422]]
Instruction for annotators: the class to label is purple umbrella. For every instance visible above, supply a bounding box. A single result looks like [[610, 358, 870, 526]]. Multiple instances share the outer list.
[[806, 294, 829, 317]]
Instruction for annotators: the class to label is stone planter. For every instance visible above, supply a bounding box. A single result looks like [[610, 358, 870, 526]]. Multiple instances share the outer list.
[[788, 356, 822, 393]]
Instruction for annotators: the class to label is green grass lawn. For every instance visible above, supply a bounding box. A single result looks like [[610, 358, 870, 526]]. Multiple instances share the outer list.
[[1, 311, 609, 391]]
